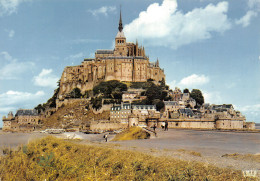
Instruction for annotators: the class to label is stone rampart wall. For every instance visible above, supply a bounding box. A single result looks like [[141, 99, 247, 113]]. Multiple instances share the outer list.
[[216, 119, 244, 129], [90, 121, 127, 131], [244, 122, 256, 129]]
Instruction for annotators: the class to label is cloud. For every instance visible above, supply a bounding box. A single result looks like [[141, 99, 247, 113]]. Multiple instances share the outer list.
[[64, 52, 84, 65], [72, 39, 102, 44], [167, 77, 222, 104], [8, 29, 15, 38], [203, 90, 223, 104], [0, 0, 31, 16], [238, 104, 260, 122], [167, 80, 177, 90], [248, 0, 260, 11], [0, 90, 45, 126], [235, 0, 260, 28], [88, 6, 116, 16], [33, 69, 59, 88], [236, 10, 257, 27], [225, 82, 236, 89], [167, 74, 209, 90], [240, 104, 260, 114], [178, 74, 209, 87], [0, 51, 34, 80], [65, 52, 84, 60], [124, 0, 231, 49], [0, 90, 45, 118]]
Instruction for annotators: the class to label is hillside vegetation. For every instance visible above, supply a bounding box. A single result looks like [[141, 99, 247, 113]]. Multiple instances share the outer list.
[[112, 127, 150, 141], [43, 101, 110, 129], [0, 137, 255, 181]]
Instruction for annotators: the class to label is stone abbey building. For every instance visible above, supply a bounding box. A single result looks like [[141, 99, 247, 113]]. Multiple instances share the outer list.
[[58, 11, 165, 98]]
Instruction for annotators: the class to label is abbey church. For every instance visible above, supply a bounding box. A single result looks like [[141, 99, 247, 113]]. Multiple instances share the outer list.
[[58, 11, 165, 98]]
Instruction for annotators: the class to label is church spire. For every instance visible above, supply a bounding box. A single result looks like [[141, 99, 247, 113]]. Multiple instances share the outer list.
[[118, 6, 123, 32], [156, 58, 159, 67]]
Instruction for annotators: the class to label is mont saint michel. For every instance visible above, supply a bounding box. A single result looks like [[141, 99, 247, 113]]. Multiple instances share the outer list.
[[0, 1, 259, 180], [2, 9, 256, 132]]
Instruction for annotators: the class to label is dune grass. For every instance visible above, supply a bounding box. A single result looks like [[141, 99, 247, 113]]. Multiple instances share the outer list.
[[177, 149, 202, 157], [222, 153, 260, 163], [0, 136, 257, 181], [112, 126, 150, 141]]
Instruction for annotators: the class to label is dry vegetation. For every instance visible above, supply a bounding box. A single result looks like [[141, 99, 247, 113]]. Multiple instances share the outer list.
[[43, 101, 110, 129], [112, 127, 150, 141], [0, 136, 257, 181], [176, 149, 202, 157], [222, 153, 260, 163]]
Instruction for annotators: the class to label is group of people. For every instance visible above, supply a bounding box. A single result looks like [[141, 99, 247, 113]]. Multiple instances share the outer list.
[[152, 120, 169, 132]]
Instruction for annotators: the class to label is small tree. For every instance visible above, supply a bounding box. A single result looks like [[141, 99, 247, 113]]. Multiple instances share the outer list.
[[93, 80, 127, 99], [46, 87, 60, 108], [69, 88, 82, 98], [183, 88, 190, 94], [156, 101, 165, 112], [190, 89, 204, 108], [91, 97, 102, 110], [35, 104, 45, 113]]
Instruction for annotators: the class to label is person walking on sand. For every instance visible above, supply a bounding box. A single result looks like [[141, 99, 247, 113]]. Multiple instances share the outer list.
[[104, 134, 108, 142], [152, 123, 157, 137], [165, 120, 168, 131], [152, 123, 157, 132]]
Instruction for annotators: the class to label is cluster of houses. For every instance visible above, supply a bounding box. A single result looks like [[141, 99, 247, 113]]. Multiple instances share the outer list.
[[110, 87, 255, 130], [2, 109, 42, 132], [2, 87, 255, 132]]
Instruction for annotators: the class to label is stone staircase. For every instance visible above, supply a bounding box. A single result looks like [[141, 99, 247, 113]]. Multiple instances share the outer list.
[[141, 127, 157, 138]]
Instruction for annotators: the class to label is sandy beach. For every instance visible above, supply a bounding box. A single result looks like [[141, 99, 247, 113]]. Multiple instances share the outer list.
[[0, 129, 259, 171]]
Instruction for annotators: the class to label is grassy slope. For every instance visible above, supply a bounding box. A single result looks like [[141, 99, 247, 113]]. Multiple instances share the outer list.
[[112, 127, 150, 141], [0, 137, 256, 181], [43, 101, 110, 129]]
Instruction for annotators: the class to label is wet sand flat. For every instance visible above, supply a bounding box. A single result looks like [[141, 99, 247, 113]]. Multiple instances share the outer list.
[[0, 131, 45, 148], [0, 129, 259, 155], [114, 129, 260, 156]]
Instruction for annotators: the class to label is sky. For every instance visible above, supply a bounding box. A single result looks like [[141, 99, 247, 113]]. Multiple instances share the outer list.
[[0, 0, 259, 127]]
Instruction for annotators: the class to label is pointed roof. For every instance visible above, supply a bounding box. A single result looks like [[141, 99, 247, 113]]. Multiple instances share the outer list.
[[118, 6, 123, 32], [15, 109, 38, 116], [116, 7, 125, 38], [156, 58, 159, 67]]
